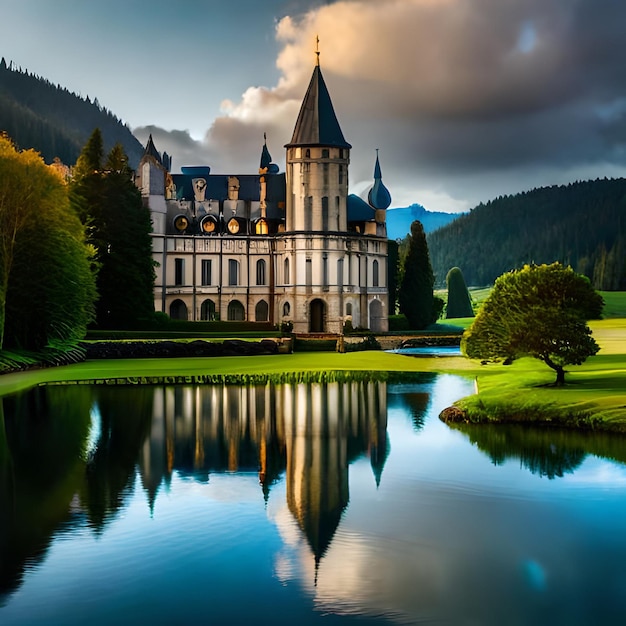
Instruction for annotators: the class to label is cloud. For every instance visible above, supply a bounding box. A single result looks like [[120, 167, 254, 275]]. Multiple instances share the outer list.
[[135, 0, 626, 212]]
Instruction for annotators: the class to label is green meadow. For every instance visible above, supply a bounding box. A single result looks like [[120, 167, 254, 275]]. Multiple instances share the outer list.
[[1, 291, 624, 430]]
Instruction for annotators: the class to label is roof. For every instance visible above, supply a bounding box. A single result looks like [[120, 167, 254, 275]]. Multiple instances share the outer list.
[[143, 134, 162, 165], [286, 65, 351, 149], [367, 152, 392, 210], [347, 194, 376, 222]]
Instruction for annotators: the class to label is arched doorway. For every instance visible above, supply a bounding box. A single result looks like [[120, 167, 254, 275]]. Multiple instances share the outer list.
[[200, 298, 216, 321], [255, 300, 269, 322], [227, 300, 245, 321], [309, 299, 326, 333], [170, 299, 188, 320], [369, 299, 383, 332]]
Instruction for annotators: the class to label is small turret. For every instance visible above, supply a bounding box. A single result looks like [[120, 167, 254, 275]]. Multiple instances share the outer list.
[[367, 150, 391, 237]]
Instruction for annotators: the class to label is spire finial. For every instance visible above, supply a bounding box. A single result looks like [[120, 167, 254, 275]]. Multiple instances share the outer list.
[[315, 35, 320, 66]]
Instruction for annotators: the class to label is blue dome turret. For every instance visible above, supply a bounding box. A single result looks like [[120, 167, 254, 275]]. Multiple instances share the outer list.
[[367, 150, 392, 210]]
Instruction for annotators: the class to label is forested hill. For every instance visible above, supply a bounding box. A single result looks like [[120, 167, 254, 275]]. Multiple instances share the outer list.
[[0, 58, 143, 166], [427, 178, 626, 290]]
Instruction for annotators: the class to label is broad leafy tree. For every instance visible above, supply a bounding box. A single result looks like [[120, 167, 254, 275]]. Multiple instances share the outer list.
[[462, 263, 603, 385], [445, 267, 474, 318], [398, 220, 441, 329], [0, 133, 96, 350], [72, 129, 155, 328]]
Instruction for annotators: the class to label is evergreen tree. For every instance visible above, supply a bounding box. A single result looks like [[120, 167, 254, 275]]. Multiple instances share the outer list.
[[387, 239, 399, 315], [72, 132, 155, 328], [398, 220, 439, 329], [445, 267, 474, 318]]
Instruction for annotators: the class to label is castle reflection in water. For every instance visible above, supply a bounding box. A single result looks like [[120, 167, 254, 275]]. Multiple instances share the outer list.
[[139, 381, 389, 564]]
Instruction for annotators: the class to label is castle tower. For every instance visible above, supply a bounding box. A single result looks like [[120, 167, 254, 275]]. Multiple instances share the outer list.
[[284, 60, 351, 233], [367, 150, 391, 238]]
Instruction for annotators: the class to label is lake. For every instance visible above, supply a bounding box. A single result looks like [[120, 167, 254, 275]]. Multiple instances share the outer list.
[[2, 374, 626, 625]]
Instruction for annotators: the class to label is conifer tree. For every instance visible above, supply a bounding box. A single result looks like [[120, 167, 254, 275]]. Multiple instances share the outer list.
[[445, 267, 474, 318], [398, 220, 440, 329], [72, 131, 155, 328]]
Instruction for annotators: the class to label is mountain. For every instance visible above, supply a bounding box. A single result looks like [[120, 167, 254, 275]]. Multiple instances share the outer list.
[[386, 204, 461, 239], [0, 58, 143, 166], [427, 178, 626, 289]]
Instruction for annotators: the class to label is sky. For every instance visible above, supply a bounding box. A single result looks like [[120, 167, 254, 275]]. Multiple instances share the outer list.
[[3, 0, 626, 213]]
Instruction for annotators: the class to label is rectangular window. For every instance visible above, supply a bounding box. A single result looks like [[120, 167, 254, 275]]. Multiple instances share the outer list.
[[174, 258, 184, 286], [322, 196, 329, 231], [323, 163, 329, 187], [228, 259, 239, 286], [305, 196, 313, 231], [338, 165, 344, 185], [337, 259, 344, 289], [201, 259, 211, 286], [322, 255, 328, 288], [306, 258, 312, 286]]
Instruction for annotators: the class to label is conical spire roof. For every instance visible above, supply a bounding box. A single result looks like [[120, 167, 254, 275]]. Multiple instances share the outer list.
[[143, 134, 162, 165], [286, 65, 351, 149]]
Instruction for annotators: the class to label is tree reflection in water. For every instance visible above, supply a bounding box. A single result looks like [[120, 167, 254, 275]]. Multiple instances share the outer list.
[[0, 380, 389, 601]]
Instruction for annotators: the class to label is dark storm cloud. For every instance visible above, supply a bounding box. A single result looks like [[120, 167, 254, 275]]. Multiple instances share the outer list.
[[137, 0, 626, 210]]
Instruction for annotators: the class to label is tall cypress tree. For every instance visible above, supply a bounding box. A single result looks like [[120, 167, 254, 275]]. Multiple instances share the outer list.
[[72, 130, 154, 328], [398, 220, 439, 329], [445, 267, 474, 318]]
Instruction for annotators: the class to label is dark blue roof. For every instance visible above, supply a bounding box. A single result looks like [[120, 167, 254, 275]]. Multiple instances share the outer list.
[[347, 194, 376, 221], [286, 66, 351, 149], [368, 153, 392, 210], [172, 173, 286, 206]]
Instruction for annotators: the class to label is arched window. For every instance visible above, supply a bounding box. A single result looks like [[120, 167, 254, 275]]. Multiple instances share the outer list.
[[305, 148, 311, 158], [255, 300, 269, 321], [200, 299, 216, 321], [284, 258, 290, 284], [228, 259, 239, 286], [255, 219, 268, 234], [227, 300, 245, 321], [256, 259, 266, 285], [283, 302, 291, 317], [322, 148, 329, 158], [170, 299, 188, 320], [373, 259, 379, 287], [346, 302, 352, 316]]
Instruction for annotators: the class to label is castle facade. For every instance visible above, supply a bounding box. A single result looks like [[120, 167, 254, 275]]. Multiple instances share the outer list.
[[137, 62, 391, 333]]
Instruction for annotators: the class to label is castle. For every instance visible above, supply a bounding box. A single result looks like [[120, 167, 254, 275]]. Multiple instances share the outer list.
[[136, 60, 391, 333]]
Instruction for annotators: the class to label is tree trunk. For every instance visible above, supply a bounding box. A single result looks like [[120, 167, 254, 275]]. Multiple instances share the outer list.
[[543, 355, 566, 386], [554, 366, 565, 386]]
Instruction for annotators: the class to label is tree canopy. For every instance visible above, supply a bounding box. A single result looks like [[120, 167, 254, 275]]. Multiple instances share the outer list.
[[462, 263, 603, 385], [0, 133, 96, 350]]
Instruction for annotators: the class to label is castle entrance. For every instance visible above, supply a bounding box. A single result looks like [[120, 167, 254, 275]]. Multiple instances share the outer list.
[[309, 299, 326, 333]]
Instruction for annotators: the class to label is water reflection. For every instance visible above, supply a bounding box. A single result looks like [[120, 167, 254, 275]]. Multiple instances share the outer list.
[[1, 380, 389, 604], [143, 382, 388, 566], [450, 421, 626, 479], [3, 378, 626, 625]]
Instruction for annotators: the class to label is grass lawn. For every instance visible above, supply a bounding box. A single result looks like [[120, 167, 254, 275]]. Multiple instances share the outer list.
[[2, 297, 625, 430], [452, 318, 626, 429], [0, 351, 479, 399]]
